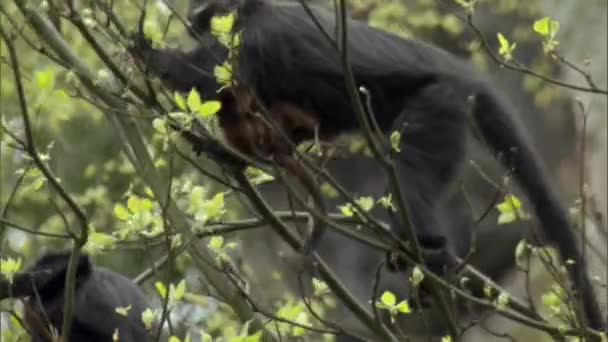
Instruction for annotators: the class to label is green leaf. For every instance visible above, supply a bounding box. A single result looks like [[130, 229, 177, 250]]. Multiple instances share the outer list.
[[155, 281, 168, 299], [441, 336, 453, 342], [338, 204, 354, 217], [497, 33, 516, 62], [198, 100, 222, 118], [115, 305, 131, 316], [541, 291, 561, 307], [514, 239, 530, 270], [246, 167, 275, 185], [0, 257, 22, 284], [395, 300, 411, 314], [378, 194, 395, 212], [141, 308, 156, 330], [312, 277, 329, 296], [454, 0, 476, 15], [203, 192, 226, 220], [320, 182, 339, 199], [85, 229, 117, 254], [127, 196, 142, 214], [380, 291, 396, 306], [495, 292, 510, 310], [114, 204, 130, 220], [187, 89, 202, 113], [214, 63, 233, 85], [355, 196, 374, 212], [174, 92, 187, 111], [152, 118, 167, 134], [209, 236, 224, 251], [533, 17, 560, 38], [168, 336, 180, 342], [497, 33, 509, 53], [173, 280, 186, 301], [32, 177, 46, 190], [390, 131, 401, 152], [496, 194, 528, 224], [410, 266, 424, 287], [210, 13, 235, 34]]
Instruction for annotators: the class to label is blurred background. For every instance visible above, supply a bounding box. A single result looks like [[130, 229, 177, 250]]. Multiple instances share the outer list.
[[0, 0, 606, 341]]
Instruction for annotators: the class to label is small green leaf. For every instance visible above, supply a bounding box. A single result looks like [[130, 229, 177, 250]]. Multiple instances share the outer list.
[[338, 204, 354, 217], [495, 292, 510, 310], [203, 192, 226, 220], [85, 229, 117, 254], [168, 112, 191, 127], [441, 336, 453, 342], [246, 167, 275, 185], [141, 308, 156, 330], [32, 177, 46, 190], [168, 336, 180, 342], [395, 300, 411, 314], [173, 280, 186, 301], [483, 283, 494, 298], [115, 305, 131, 317], [210, 13, 235, 34], [0, 257, 22, 284], [410, 266, 424, 287], [209, 236, 224, 251], [187, 89, 202, 113], [171, 234, 182, 251], [542, 291, 561, 307], [378, 193, 395, 212], [214, 63, 233, 85], [152, 118, 167, 134], [320, 182, 339, 199], [380, 291, 396, 306], [496, 194, 529, 224], [312, 277, 329, 296], [114, 204, 130, 220], [155, 281, 168, 298], [454, 0, 476, 15], [497, 33, 516, 62], [198, 100, 222, 118], [533, 17, 560, 38], [390, 131, 401, 152], [127, 196, 142, 214], [174, 92, 187, 111], [355, 196, 374, 212], [514, 239, 530, 270]]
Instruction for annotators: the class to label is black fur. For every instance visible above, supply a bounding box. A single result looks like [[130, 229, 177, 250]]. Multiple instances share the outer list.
[[134, 0, 603, 329], [23, 252, 150, 342]]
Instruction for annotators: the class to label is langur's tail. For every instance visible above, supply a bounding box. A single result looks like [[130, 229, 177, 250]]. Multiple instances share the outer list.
[[473, 91, 604, 331]]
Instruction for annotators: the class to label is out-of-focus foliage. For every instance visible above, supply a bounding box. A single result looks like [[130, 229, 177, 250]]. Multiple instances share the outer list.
[[0, 0, 602, 341]]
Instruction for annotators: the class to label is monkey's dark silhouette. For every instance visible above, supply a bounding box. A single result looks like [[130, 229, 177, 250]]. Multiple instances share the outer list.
[[131, 0, 603, 329], [22, 252, 151, 342]]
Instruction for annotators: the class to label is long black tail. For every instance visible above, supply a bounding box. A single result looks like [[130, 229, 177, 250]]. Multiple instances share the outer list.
[[474, 91, 604, 330]]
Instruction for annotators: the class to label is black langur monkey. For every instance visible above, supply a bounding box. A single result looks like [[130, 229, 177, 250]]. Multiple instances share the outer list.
[[132, 0, 603, 329], [22, 252, 151, 342]]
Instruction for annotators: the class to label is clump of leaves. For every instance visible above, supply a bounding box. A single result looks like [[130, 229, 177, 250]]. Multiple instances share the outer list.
[[0, 257, 22, 284], [533, 17, 560, 54], [497, 33, 517, 62], [374, 291, 411, 323], [496, 194, 530, 224], [338, 196, 375, 219]]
